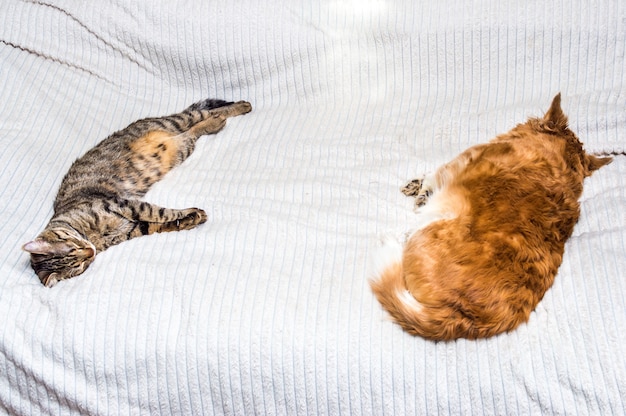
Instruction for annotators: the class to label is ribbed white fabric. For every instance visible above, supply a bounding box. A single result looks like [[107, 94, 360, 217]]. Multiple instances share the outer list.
[[0, 1, 624, 415]]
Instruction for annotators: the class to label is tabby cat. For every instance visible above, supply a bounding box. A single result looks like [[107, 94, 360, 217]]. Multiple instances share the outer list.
[[370, 94, 612, 341], [23, 99, 252, 287]]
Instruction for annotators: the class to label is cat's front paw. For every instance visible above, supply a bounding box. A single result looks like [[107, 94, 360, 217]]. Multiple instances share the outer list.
[[415, 189, 432, 207], [401, 177, 432, 208], [176, 208, 207, 229], [401, 178, 423, 197], [233, 100, 253, 115]]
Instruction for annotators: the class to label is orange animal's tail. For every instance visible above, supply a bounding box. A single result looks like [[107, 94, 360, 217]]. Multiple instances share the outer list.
[[370, 253, 478, 341], [369, 260, 435, 338]]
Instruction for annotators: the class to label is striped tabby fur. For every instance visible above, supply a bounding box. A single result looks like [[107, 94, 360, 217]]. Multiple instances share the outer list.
[[23, 99, 252, 287]]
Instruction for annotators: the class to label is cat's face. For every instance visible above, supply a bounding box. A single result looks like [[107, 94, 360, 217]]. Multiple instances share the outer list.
[[22, 228, 96, 287]]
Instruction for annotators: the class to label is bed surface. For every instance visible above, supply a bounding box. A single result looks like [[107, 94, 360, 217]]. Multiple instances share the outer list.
[[1, 1, 625, 414]]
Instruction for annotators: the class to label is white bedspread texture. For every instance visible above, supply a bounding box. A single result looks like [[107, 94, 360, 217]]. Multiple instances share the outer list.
[[0, 1, 624, 415]]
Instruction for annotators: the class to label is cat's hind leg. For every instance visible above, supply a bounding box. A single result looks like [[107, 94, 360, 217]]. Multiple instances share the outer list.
[[187, 100, 253, 137], [148, 100, 252, 167], [187, 99, 252, 117]]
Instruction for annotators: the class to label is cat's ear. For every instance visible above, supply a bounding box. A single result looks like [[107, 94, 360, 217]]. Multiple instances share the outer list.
[[22, 239, 54, 254], [542, 93, 568, 131], [22, 239, 71, 255], [586, 154, 612, 173], [41, 272, 60, 288]]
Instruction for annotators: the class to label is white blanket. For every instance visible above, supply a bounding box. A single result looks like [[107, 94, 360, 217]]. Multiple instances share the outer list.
[[1, 0, 624, 414]]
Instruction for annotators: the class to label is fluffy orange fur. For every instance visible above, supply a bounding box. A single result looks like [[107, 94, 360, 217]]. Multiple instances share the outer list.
[[371, 94, 612, 341]]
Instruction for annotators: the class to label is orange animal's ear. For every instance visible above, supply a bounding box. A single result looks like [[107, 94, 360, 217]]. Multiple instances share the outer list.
[[543, 93, 569, 132], [586, 154, 612, 173]]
